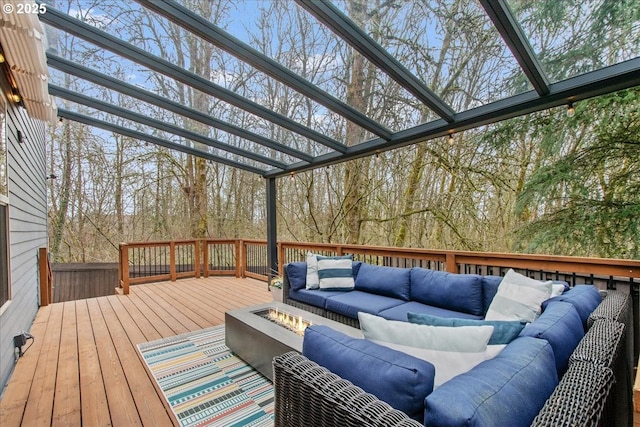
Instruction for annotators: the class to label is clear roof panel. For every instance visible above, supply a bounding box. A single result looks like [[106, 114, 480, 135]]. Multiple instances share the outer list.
[[45, 1, 362, 153], [332, 0, 533, 111], [507, 0, 640, 82], [39, 1, 640, 176], [171, 0, 426, 138], [44, 21, 339, 160]]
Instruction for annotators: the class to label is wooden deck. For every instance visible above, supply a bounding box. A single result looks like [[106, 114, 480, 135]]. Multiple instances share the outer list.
[[0, 276, 273, 427]]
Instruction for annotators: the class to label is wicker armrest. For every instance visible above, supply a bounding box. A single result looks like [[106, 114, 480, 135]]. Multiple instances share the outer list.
[[569, 319, 625, 368], [587, 290, 630, 328], [530, 361, 615, 427], [273, 352, 422, 427]]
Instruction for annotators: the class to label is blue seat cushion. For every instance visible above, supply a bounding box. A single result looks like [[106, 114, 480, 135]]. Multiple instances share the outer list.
[[519, 301, 584, 376], [355, 263, 411, 300], [424, 337, 558, 427], [542, 285, 601, 329], [285, 262, 307, 291], [324, 291, 405, 319], [303, 325, 435, 423], [410, 268, 484, 316], [377, 301, 482, 322], [288, 288, 344, 309]]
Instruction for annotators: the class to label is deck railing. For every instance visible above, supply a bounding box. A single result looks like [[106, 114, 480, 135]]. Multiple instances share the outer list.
[[118, 239, 200, 294], [277, 241, 639, 289], [117, 238, 639, 292], [117, 238, 639, 357]]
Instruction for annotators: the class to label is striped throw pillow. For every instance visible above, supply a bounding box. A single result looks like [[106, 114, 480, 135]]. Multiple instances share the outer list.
[[484, 269, 552, 323], [317, 255, 354, 290]]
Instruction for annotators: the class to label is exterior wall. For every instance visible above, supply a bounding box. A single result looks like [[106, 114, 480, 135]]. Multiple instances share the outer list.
[[0, 71, 48, 392]]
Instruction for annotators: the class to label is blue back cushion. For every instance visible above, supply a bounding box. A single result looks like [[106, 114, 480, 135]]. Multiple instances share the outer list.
[[355, 263, 411, 300], [541, 285, 601, 329], [410, 268, 484, 316], [303, 325, 435, 423], [285, 262, 307, 291], [519, 301, 584, 376], [424, 337, 558, 427], [481, 275, 502, 313]]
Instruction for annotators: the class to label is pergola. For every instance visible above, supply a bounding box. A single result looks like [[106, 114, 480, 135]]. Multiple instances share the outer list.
[[12, 0, 640, 275]]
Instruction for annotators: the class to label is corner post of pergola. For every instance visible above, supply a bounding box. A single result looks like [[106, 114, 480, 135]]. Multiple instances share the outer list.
[[266, 176, 278, 289]]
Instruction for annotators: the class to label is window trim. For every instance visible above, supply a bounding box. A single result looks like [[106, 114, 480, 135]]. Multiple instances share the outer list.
[[0, 93, 9, 311], [0, 199, 11, 311]]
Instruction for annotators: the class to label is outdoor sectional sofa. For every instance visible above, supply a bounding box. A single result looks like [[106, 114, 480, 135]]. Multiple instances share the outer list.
[[274, 260, 633, 427]]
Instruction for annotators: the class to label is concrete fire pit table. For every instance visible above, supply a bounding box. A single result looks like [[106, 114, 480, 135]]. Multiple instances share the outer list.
[[225, 302, 361, 381]]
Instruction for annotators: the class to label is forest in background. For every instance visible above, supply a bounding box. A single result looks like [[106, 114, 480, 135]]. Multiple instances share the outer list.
[[44, 0, 640, 262]]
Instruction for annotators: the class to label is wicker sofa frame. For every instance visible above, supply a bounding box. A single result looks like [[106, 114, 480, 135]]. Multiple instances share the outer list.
[[273, 290, 632, 427]]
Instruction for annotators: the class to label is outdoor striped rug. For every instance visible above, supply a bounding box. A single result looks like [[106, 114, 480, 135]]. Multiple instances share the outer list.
[[137, 326, 274, 427]]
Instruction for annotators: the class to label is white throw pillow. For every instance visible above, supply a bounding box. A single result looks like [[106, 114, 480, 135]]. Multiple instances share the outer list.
[[372, 340, 506, 387], [317, 255, 354, 290], [484, 269, 553, 323], [550, 283, 566, 297], [359, 312, 492, 352], [306, 252, 320, 290], [358, 312, 497, 387]]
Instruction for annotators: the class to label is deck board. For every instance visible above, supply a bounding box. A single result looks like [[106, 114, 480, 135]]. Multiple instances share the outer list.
[[75, 300, 110, 427], [52, 302, 81, 426], [0, 276, 273, 426], [21, 303, 64, 426]]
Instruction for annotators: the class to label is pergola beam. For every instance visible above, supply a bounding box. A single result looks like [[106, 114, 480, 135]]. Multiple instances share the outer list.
[[40, 6, 348, 154], [479, 0, 550, 95], [138, 0, 392, 140], [47, 54, 314, 163], [50, 85, 286, 171], [296, 0, 456, 122], [58, 108, 265, 175]]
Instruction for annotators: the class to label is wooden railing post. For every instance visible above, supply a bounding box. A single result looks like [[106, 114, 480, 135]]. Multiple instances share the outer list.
[[202, 239, 209, 278], [38, 247, 52, 306], [236, 239, 244, 278], [194, 239, 201, 278], [118, 243, 130, 295], [236, 239, 247, 277], [277, 241, 284, 276], [445, 252, 457, 273], [170, 241, 177, 282]]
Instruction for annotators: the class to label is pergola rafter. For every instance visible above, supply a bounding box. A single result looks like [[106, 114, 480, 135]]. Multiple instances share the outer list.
[[479, 0, 550, 96], [295, 0, 456, 122]]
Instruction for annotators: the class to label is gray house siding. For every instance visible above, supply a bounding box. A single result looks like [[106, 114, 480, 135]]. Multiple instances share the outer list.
[[0, 72, 48, 392]]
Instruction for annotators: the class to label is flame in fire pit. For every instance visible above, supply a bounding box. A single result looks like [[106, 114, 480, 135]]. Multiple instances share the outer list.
[[266, 307, 311, 335]]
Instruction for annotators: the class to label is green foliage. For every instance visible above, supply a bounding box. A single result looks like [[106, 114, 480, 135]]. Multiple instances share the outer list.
[[514, 89, 640, 258]]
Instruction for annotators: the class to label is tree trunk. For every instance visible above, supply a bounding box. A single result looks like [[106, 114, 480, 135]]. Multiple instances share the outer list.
[[51, 118, 74, 262], [343, 0, 370, 244]]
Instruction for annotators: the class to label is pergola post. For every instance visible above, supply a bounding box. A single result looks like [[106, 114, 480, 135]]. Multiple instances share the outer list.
[[266, 177, 278, 288]]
